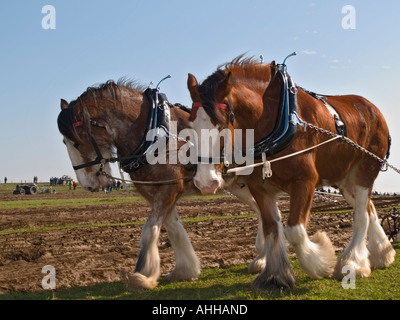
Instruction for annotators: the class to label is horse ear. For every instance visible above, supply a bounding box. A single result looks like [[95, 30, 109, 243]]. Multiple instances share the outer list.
[[270, 61, 278, 77], [75, 100, 90, 125], [187, 73, 200, 102], [60, 99, 69, 110], [215, 71, 232, 101]]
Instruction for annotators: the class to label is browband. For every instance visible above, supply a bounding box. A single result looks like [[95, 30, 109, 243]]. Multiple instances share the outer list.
[[73, 120, 105, 128], [193, 102, 227, 110]]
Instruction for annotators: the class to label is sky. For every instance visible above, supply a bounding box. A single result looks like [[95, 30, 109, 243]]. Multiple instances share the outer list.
[[0, 0, 399, 192]]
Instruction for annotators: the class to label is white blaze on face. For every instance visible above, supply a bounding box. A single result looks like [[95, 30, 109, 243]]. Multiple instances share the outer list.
[[63, 138, 109, 191], [190, 108, 224, 195]]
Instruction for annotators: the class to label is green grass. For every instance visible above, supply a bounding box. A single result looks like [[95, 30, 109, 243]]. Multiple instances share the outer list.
[[0, 195, 145, 210], [2, 243, 399, 300], [0, 213, 257, 236], [0, 221, 145, 236], [0, 183, 229, 211]]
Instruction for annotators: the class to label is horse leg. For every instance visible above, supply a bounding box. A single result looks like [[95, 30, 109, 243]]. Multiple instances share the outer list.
[[285, 180, 336, 279], [121, 196, 176, 290], [249, 188, 295, 291], [164, 206, 201, 282], [333, 185, 371, 279], [250, 217, 267, 273], [367, 201, 396, 269], [226, 181, 265, 273]]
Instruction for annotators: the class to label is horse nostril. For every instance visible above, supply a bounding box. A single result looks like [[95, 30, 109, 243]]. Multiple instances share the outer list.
[[87, 187, 92, 191]]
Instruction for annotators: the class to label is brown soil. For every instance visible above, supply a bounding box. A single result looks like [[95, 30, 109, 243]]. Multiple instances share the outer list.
[[0, 191, 398, 294]]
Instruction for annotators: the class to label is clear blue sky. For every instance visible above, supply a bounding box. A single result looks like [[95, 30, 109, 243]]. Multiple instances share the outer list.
[[1, 0, 399, 192]]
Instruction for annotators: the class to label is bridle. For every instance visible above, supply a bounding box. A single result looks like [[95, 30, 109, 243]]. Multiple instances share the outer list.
[[71, 117, 116, 172], [70, 109, 152, 174]]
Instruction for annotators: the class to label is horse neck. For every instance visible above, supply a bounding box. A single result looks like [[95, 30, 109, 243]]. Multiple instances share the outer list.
[[230, 77, 279, 142], [88, 90, 149, 157]]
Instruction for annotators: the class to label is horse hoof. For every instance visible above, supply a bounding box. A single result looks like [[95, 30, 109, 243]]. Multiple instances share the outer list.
[[166, 269, 199, 282], [120, 270, 158, 291], [251, 272, 295, 292]]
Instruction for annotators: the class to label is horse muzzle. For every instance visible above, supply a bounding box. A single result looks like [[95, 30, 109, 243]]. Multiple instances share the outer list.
[[193, 173, 222, 195]]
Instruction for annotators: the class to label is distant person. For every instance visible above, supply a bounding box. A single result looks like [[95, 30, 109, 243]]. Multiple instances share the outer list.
[[4, 177, 7, 184]]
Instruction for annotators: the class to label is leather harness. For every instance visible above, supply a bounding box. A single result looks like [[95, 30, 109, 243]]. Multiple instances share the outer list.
[[68, 88, 182, 173]]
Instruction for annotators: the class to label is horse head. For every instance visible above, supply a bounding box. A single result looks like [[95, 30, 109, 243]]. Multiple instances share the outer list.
[[58, 96, 114, 191], [187, 57, 275, 194], [187, 71, 235, 194]]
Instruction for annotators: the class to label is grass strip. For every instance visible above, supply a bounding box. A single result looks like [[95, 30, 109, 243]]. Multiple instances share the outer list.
[[0, 213, 258, 236], [0, 196, 145, 211]]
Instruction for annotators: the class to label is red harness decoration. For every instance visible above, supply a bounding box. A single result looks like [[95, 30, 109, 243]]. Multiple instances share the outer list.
[[193, 102, 227, 110], [73, 121, 84, 127]]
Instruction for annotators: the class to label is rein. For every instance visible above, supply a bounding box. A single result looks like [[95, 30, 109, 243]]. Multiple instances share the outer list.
[[97, 168, 195, 185]]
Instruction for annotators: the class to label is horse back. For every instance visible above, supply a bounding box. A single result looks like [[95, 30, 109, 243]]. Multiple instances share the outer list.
[[295, 91, 390, 187], [325, 94, 389, 158]]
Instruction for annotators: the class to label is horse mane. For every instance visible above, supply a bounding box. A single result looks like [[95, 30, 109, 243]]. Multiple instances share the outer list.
[[79, 77, 146, 102], [57, 78, 146, 142], [218, 54, 270, 81], [198, 54, 272, 124]]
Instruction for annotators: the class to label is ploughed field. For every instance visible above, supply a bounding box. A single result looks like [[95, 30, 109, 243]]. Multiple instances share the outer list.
[[0, 185, 399, 294]]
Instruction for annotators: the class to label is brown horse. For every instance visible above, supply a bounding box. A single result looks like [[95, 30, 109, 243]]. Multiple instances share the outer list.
[[57, 79, 266, 290], [187, 56, 396, 291]]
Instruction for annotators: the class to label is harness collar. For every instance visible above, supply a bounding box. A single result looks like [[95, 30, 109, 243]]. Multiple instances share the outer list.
[[246, 63, 299, 159]]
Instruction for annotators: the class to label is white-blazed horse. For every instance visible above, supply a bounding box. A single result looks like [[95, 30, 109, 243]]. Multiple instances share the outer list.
[[187, 56, 395, 291]]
